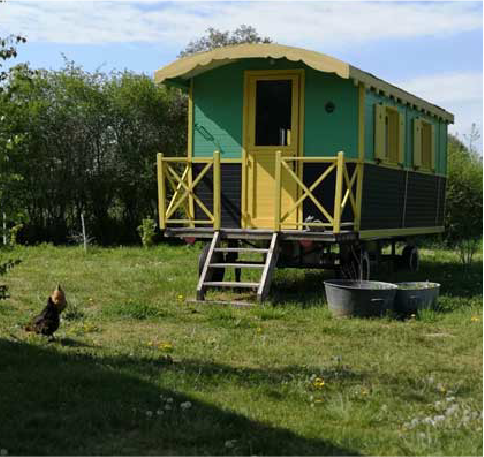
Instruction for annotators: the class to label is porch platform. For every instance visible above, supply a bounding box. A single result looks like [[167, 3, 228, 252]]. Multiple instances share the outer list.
[[164, 227, 357, 242]]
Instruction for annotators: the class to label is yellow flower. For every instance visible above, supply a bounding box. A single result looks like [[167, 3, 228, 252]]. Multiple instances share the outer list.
[[158, 342, 174, 353], [257, 327, 262, 333], [471, 316, 480, 322], [176, 294, 184, 301], [312, 377, 325, 389]]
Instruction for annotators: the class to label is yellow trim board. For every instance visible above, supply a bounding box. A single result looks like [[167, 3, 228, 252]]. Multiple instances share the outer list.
[[187, 78, 194, 224], [359, 226, 445, 239]]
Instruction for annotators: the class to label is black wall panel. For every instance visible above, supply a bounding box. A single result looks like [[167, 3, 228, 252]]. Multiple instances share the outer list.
[[360, 164, 405, 230], [193, 163, 242, 228], [404, 172, 439, 227]]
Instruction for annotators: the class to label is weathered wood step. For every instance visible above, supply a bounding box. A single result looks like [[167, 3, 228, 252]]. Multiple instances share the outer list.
[[213, 247, 268, 253], [204, 282, 259, 288], [209, 262, 265, 269]]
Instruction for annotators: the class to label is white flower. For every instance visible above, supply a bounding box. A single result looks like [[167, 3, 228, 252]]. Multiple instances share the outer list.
[[434, 401, 441, 408], [165, 405, 172, 411], [446, 404, 459, 415], [446, 396, 455, 402], [181, 401, 192, 410], [225, 440, 237, 449], [166, 398, 174, 404], [410, 419, 419, 428], [145, 410, 153, 417], [423, 417, 435, 426], [157, 410, 164, 416], [433, 415, 445, 422], [1, 450, 8, 456]]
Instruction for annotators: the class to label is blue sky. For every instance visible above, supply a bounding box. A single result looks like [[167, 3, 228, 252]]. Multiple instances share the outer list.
[[2, 0, 483, 152]]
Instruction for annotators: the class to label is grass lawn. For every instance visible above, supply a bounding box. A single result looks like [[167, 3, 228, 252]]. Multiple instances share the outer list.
[[0, 242, 482, 456]]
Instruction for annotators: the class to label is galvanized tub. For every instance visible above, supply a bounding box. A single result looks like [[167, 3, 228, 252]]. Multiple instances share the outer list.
[[394, 282, 440, 314], [324, 279, 397, 318]]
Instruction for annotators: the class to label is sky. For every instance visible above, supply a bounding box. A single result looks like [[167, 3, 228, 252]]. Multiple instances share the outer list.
[[1, 0, 483, 152]]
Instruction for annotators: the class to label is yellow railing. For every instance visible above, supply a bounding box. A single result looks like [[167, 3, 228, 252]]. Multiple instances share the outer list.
[[157, 150, 358, 234], [157, 150, 221, 230], [274, 151, 358, 233]]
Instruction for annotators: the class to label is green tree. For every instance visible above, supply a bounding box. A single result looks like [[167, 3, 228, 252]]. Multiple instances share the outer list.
[[445, 132, 483, 265], [179, 25, 272, 57]]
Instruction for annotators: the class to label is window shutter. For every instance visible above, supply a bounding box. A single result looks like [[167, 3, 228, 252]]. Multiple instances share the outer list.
[[374, 104, 386, 160], [398, 111, 405, 164], [430, 124, 436, 171], [413, 118, 422, 167]]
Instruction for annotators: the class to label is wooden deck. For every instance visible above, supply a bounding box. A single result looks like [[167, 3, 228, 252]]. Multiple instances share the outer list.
[[164, 227, 357, 242]]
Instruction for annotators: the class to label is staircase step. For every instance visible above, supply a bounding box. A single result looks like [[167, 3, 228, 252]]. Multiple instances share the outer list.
[[213, 247, 268, 254], [209, 262, 265, 269], [204, 282, 259, 288]]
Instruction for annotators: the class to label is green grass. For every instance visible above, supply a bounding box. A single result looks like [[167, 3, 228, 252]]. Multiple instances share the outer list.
[[0, 243, 482, 456]]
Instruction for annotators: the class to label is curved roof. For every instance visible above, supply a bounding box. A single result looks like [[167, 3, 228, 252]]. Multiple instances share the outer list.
[[154, 43, 453, 123]]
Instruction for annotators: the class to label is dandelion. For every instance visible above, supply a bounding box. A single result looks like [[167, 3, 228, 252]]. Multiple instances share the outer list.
[[313, 399, 324, 404], [181, 401, 192, 410], [159, 342, 174, 352], [256, 327, 262, 333], [471, 316, 479, 322], [177, 293, 184, 302], [312, 376, 325, 389], [225, 440, 237, 449]]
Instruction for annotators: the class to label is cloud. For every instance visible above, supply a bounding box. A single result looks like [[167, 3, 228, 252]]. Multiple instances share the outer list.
[[1, 1, 482, 48], [397, 72, 483, 152]]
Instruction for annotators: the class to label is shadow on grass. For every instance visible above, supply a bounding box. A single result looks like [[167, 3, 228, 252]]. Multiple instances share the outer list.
[[0, 339, 360, 456], [270, 257, 482, 310]]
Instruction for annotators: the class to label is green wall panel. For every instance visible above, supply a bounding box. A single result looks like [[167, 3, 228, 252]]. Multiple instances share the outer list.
[[304, 70, 358, 158], [192, 58, 359, 159]]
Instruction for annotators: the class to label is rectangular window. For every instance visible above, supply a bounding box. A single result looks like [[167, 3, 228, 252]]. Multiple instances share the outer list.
[[374, 104, 404, 164]]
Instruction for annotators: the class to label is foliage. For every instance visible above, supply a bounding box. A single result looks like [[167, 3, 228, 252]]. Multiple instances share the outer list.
[[1, 58, 187, 245], [137, 217, 156, 247], [179, 25, 272, 57], [445, 133, 483, 265], [0, 244, 481, 455]]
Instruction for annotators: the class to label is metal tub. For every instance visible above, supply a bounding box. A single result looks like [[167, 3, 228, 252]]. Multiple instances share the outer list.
[[324, 279, 397, 318]]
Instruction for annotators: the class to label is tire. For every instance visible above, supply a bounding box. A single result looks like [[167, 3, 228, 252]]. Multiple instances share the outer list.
[[198, 243, 224, 282], [402, 245, 419, 272], [341, 246, 370, 280]]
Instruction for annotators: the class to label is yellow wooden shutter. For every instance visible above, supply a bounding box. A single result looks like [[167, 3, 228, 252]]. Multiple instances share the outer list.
[[413, 118, 422, 167], [430, 124, 436, 171], [398, 111, 405, 164], [374, 104, 386, 160]]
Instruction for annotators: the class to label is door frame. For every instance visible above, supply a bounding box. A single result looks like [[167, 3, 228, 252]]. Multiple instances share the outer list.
[[241, 69, 305, 229]]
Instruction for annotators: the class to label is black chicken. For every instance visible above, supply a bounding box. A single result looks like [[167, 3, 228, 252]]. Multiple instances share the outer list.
[[25, 285, 67, 338]]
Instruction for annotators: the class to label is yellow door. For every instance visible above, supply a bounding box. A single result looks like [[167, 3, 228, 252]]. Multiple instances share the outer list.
[[244, 72, 301, 229]]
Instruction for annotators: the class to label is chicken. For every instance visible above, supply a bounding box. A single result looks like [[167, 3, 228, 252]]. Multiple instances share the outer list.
[[25, 285, 67, 338]]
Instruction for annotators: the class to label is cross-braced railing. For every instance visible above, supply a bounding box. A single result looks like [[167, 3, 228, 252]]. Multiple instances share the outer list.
[[157, 151, 221, 230], [274, 151, 358, 233]]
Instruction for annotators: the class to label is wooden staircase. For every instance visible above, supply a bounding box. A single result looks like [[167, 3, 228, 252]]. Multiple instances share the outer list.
[[196, 231, 279, 303]]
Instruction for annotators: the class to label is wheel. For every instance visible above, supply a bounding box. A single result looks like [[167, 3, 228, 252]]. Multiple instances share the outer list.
[[198, 243, 225, 282], [402, 245, 419, 272], [340, 246, 370, 280]]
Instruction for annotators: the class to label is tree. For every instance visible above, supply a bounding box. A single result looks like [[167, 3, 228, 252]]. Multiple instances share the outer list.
[[179, 25, 272, 57], [445, 132, 483, 265]]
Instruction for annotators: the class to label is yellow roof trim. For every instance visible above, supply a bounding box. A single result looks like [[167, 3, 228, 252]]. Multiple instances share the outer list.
[[154, 43, 454, 123]]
